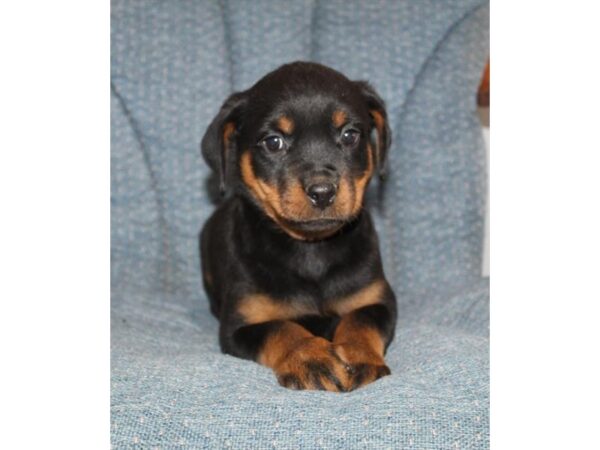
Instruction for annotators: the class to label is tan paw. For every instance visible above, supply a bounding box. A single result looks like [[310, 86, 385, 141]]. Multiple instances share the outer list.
[[335, 342, 391, 390], [273, 337, 351, 392]]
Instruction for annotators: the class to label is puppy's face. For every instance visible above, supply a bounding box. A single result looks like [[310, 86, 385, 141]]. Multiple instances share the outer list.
[[202, 62, 391, 240]]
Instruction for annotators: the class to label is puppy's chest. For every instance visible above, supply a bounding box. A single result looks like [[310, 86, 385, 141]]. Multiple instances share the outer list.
[[252, 253, 334, 299], [248, 246, 372, 315], [288, 249, 333, 281], [238, 259, 383, 325]]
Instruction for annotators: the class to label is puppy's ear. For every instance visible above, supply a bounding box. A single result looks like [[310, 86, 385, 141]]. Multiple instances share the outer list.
[[201, 91, 247, 193], [355, 81, 392, 179]]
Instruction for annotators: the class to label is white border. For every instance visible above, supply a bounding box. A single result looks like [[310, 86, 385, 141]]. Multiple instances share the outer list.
[[0, 2, 109, 449], [492, 1, 600, 449], [2, 1, 600, 448]]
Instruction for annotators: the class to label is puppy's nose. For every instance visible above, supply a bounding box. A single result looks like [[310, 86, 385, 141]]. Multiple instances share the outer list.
[[306, 183, 336, 209]]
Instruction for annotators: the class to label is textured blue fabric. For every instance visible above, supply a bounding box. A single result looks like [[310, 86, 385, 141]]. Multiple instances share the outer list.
[[111, 1, 489, 448]]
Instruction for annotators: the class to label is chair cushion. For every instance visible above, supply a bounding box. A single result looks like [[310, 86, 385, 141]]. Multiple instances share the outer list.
[[112, 279, 488, 448]]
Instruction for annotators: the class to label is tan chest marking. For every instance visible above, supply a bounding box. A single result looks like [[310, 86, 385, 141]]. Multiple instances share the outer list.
[[238, 294, 318, 325], [326, 279, 385, 316]]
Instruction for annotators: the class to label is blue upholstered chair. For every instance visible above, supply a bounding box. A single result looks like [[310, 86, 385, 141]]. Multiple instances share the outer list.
[[111, 1, 489, 447]]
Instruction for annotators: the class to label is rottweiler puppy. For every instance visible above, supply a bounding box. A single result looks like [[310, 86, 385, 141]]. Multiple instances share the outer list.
[[200, 61, 396, 392]]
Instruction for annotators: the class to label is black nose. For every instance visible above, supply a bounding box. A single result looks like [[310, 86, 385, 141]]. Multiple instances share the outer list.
[[306, 183, 336, 209]]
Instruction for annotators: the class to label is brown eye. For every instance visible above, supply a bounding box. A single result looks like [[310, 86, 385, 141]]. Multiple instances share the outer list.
[[341, 129, 360, 146], [262, 135, 285, 152]]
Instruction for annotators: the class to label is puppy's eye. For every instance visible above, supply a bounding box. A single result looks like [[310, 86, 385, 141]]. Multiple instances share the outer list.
[[340, 129, 360, 146], [261, 135, 285, 152]]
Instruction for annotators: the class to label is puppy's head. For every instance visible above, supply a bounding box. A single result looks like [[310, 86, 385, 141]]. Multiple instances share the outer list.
[[202, 62, 391, 240]]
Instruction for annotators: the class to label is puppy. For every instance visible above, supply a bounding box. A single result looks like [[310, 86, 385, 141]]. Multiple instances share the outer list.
[[200, 62, 396, 392]]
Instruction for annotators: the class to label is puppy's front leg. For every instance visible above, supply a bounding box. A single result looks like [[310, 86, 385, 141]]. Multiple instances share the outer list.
[[333, 302, 396, 390], [227, 321, 351, 392]]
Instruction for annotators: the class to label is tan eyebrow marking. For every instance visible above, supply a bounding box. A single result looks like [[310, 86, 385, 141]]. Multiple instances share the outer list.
[[277, 116, 294, 134], [332, 110, 347, 128]]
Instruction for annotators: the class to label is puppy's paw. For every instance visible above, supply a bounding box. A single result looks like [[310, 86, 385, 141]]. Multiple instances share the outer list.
[[274, 337, 351, 392], [334, 342, 391, 390]]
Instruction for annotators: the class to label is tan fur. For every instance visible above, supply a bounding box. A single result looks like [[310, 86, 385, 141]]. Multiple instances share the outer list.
[[334, 311, 386, 365], [258, 321, 314, 368], [332, 110, 347, 128], [277, 116, 294, 134], [334, 320, 385, 362], [370, 110, 386, 168], [371, 110, 385, 135], [260, 324, 351, 391], [223, 122, 235, 143], [240, 151, 344, 240], [327, 280, 387, 368], [240, 144, 374, 240], [240, 150, 300, 237], [326, 279, 385, 316], [335, 177, 354, 212], [351, 144, 374, 215], [280, 179, 313, 219], [238, 294, 317, 325]]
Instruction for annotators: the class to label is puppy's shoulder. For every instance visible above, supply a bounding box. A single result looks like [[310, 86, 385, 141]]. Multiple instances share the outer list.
[[201, 195, 241, 240]]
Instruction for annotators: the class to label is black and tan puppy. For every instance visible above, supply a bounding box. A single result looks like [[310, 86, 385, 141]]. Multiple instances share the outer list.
[[200, 62, 396, 392]]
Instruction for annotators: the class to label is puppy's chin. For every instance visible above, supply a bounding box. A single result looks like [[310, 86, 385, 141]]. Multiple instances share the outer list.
[[284, 218, 346, 233], [277, 216, 357, 241]]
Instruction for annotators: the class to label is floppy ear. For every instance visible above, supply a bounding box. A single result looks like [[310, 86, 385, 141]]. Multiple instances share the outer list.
[[355, 81, 392, 179], [201, 91, 247, 193]]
